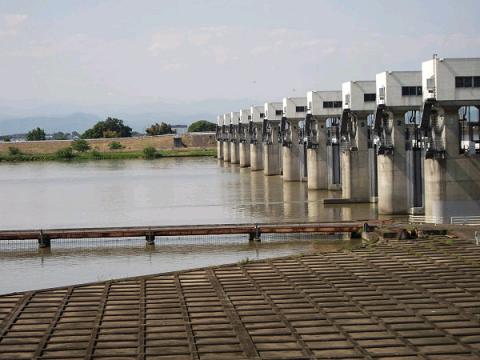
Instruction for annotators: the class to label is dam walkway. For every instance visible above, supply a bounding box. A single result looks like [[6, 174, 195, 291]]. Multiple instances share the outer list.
[[0, 237, 479, 359]]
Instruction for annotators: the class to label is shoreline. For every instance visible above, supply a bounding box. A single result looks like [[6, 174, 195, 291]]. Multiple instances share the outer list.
[[0, 147, 217, 162]]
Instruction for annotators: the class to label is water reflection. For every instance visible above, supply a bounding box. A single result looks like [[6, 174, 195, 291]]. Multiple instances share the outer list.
[[0, 235, 359, 294], [0, 158, 379, 294], [0, 158, 379, 229]]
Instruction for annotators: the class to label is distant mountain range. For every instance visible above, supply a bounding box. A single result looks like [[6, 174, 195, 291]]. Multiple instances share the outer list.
[[0, 112, 218, 135], [0, 97, 261, 135]]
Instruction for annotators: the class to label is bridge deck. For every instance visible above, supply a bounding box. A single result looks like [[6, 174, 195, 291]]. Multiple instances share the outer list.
[[1, 237, 479, 359], [0, 221, 364, 241]]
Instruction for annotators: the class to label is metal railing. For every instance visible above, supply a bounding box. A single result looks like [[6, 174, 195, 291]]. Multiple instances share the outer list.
[[408, 215, 445, 225], [450, 216, 480, 225]]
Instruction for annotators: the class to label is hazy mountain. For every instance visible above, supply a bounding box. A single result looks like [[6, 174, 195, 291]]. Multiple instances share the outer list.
[[0, 97, 261, 135]]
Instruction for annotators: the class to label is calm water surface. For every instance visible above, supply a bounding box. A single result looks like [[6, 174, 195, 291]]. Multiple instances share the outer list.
[[0, 158, 377, 294]]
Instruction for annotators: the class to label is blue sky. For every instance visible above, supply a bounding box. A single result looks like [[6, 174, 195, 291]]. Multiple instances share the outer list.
[[0, 0, 479, 116]]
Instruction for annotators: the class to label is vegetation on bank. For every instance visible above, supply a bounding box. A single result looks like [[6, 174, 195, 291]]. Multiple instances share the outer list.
[[188, 120, 216, 132], [0, 147, 216, 162], [145, 122, 175, 136], [82, 117, 133, 139]]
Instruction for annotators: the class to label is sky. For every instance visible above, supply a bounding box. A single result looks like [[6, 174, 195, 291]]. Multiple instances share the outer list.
[[0, 0, 479, 118]]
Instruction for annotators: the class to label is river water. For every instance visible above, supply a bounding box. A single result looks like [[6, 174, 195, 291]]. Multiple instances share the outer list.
[[0, 158, 377, 294]]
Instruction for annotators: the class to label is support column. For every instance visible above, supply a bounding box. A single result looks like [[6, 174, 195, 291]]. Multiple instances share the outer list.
[[341, 115, 370, 202], [250, 143, 263, 171], [230, 140, 239, 164], [264, 123, 281, 176], [327, 142, 342, 190], [239, 142, 250, 167], [217, 140, 223, 160], [424, 106, 480, 220], [282, 119, 302, 181], [38, 231, 51, 248], [146, 233, 155, 245], [377, 112, 408, 214], [307, 118, 328, 189], [223, 139, 231, 162]]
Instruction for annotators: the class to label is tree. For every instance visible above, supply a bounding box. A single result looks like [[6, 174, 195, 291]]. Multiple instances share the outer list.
[[82, 117, 132, 139], [188, 120, 216, 132], [53, 132, 68, 140], [145, 122, 175, 136], [71, 139, 91, 152], [26, 127, 46, 141]]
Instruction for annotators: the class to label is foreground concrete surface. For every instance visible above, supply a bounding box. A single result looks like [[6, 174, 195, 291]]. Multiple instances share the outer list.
[[1, 236, 479, 359]]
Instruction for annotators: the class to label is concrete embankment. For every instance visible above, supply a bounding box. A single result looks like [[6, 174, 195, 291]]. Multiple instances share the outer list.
[[0, 132, 216, 154], [0, 229, 479, 359]]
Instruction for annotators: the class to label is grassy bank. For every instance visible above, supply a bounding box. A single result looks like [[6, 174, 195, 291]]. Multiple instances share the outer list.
[[0, 148, 217, 162]]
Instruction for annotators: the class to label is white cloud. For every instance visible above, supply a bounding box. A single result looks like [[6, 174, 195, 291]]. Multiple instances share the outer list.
[[0, 13, 28, 36]]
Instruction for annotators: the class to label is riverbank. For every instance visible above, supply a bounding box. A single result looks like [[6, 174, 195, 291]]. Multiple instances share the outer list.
[[0, 147, 216, 162], [0, 133, 217, 162]]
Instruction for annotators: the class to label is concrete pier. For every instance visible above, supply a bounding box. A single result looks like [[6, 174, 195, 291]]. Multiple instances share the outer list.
[[327, 124, 342, 190], [216, 116, 224, 160], [340, 113, 370, 202], [306, 91, 343, 190], [250, 106, 264, 171], [377, 111, 409, 213], [239, 109, 251, 167], [222, 113, 231, 162], [230, 112, 240, 164], [332, 80, 376, 203], [423, 106, 480, 220], [263, 102, 283, 176], [281, 97, 307, 182], [421, 57, 480, 221], [376, 71, 423, 214]]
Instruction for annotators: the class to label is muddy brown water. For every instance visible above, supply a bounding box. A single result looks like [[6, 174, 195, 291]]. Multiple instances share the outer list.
[[0, 158, 376, 294]]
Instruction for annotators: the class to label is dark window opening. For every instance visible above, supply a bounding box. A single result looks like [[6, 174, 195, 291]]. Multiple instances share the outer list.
[[401, 86, 422, 96], [275, 110, 283, 116], [260, 113, 265, 118], [456, 76, 480, 88], [296, 106, 306, 112], [248, 115, 251, 120], [364, 93, 376, 102], [323, 101, 343, 108]]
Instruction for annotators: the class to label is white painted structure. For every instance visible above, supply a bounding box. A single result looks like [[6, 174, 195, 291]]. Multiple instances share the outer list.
[[229, 112, 240, 164], [263, 102, 283, 176], [421, 57, 480, 221], [342, 81, 377, 112], [422, 57, 480, 104], [250, 105, 265, 171], [375, 71, 424, 214], [306, 91, 342, 190], [377, 71, 423, 109], [282, 97, 307, 182], [222, 113, 231, 162], [216, 115, 224, 160], [336, 81, 376, 203], [239, 109, 251, 167]]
